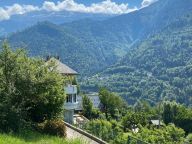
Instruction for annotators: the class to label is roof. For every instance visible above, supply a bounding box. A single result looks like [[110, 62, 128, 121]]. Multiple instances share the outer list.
[[150, 120, 162, 126], [47, 58, 78, 75]]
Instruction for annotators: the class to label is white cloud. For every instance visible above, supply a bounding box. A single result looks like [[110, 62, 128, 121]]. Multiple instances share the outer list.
[[6, 4, 39, 15], [141, 0, 158, 8], [42, 0, 137, 14], [0, 0, 159, 21], [0, 8, 10, 21], [0, 4, 39, 21]]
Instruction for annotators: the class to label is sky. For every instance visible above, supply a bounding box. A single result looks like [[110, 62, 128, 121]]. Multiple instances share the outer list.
[[0, 0, 143, 7], [0, 0, 158, 21]]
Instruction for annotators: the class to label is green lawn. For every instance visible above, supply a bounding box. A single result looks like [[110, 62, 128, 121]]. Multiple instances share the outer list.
[[0, 130, 86, 144]]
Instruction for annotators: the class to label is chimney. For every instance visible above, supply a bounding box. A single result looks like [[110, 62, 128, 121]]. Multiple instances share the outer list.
[[46, 55, 51, 61]]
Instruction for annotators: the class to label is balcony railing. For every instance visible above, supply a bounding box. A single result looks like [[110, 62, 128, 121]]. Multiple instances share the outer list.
[[65, 85, 77, 94], [64, 102, 78, 110]]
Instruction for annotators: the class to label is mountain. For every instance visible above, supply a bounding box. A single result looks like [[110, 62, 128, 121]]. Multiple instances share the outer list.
[[0, 11, 112, 36], [63, 0, 192, 42], [5, 22, 108, 75], [81, 12, 192, 105], [2, 0, 192, 77], [4, 21, 121, 76]]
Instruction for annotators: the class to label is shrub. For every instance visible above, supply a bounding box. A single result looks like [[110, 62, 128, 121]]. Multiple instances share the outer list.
[[122, 111, 148, 132], [40, 119, 67, 137], [0, 42, 65, 132], [84, 119, 123, 142], [185, 134, 192, 144]]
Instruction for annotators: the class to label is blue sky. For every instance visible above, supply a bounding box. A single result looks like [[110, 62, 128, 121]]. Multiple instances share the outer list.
[[0, 0, 157, 21], [75, 0, 143, 7], [0, 0, 144, 8]]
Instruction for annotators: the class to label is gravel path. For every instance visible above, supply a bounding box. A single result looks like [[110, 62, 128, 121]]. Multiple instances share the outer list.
[[66, 126, 100, 144]]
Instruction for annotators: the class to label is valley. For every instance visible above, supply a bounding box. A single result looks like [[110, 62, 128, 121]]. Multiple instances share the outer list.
[[1, 0, 192, 143]]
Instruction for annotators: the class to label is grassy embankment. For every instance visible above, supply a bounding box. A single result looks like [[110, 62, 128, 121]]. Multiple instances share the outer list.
[[0, 130, 86, 144]]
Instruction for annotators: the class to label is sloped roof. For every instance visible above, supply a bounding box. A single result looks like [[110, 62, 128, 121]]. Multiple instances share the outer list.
[[150, 120, 162, 126], [48, 58, 78, 75]]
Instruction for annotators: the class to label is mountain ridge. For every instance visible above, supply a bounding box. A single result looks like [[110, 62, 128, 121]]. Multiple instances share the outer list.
[[81, 12, 192, 105], [2, 0, 192, 77]]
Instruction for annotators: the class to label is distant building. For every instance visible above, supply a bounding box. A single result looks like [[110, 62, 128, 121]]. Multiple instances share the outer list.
[[149, 120, 163, 127], [47, 57, 78, 124], [76, 93, 100, 111]]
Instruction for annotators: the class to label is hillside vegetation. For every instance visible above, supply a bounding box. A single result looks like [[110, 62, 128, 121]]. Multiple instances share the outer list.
[[0, 131, 84, 144], [0, 43, 76, 143], [3, 0, 192, 76], [82, 13, 192, 105], [80, 88, 192, 144]]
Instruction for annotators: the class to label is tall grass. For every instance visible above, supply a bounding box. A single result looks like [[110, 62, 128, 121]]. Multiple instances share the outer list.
[[0, 130, 87, 144]]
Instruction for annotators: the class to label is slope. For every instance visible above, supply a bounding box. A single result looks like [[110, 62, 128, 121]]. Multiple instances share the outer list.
[[7, 21, 113, 75], [3, 0, 192, 76], [81, 13, 192, 105]]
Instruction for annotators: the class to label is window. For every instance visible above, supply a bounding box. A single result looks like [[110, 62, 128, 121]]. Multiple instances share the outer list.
[[66, 95, 69, 103], [66, 94, 72, 103], [73, 94, 77, 102]]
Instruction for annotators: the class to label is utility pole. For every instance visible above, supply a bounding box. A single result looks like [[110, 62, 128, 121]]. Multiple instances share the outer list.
[[158, 101, 161, 129]]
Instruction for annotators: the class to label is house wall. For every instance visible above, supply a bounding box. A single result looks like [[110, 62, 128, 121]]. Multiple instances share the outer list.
[[64, 109, 74, 124]]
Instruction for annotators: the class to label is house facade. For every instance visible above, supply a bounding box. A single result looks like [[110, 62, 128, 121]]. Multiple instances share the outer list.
[[47, 57, 78, 124]]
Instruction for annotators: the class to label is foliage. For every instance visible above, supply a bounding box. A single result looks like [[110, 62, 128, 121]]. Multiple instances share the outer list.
[[0, 42, 65, 132], [84, 119, 122, 142], [122, 111, 148, 132], [82, 95, 94, 119], [162, 101, 192, 133], [111, 133, 128, 144], [134, 100, 157, 119], [5, 0, 192, 77], [81, 89, 191, 144], [39, 119, 66, 137], [82, 12, 192, 106], [134, 124, 185, 144], [185, 133, 192, 144], [0, 130, 85, 144], [99, 88, 126, 119]]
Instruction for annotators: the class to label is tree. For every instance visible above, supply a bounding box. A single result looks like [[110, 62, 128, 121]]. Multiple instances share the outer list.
[[0, 42, 65, 132], [84, 119, 122, 142], [134, 100, 157, 119], [185, 134, 192, 144], [162, 101, 176, 124], [99, 88, 125, 119], [122, 111, 148, 132], [162, 101, 192, 133], [135, 124, 185, 144], [82, 95, 93, 119]]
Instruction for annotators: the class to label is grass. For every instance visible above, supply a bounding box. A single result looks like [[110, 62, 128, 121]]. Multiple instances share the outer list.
[[0, 130, 86, 144]]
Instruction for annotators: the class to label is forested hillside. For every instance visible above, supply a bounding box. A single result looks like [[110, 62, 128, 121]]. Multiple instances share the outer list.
[[82, 13, 192, 105], [7, 21, 114, 75], [3, 0, 192, 76]]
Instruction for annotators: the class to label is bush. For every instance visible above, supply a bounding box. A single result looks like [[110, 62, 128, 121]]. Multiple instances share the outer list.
[[38, 119, 67, 138], [84, 119, 123, 142], [122, 111, 148, 132], [185, 134, 192, 144], [0, 42, 65, 132]]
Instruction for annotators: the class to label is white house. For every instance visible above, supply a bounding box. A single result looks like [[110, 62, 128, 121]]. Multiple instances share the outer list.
[[47, 57, 78, 124]]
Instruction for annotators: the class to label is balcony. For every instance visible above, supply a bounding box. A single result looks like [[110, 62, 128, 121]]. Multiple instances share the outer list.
[[64, 102, 78, 110], [65, 85, 77, 94]]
